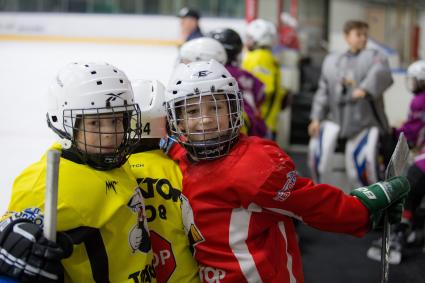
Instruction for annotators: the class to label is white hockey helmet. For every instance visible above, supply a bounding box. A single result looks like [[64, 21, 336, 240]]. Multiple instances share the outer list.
[[246, 19, 277, 48], [47, 62, 141, 170], [132, 79, 167, 139], [406, 60, 425, 94], [165, 59, 243, 161], [179, 37, 228, 65]]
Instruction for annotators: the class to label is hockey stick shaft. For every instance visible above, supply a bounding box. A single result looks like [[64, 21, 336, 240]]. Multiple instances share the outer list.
[[44, 149, 60, 242], [381, 132, 409, 283], [381, 214, 390, 283], [0, 152, 60, 283]]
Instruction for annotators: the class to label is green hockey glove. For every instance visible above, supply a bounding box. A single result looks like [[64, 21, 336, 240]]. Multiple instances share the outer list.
[[350, 176, 410, 229], [369, 201, 405, 230]]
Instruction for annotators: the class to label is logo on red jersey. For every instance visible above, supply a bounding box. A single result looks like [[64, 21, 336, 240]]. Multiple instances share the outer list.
[[273, 170, 296, 201], [199, 265, 226, 283]]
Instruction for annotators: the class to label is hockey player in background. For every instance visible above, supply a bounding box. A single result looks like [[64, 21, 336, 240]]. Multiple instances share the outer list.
[[242, 19, 287, 140], [308, 20, 394, 189], [0, 62, 156, 282], [128, 79, 199, 282], [178, 7, 203, 42], [165, 59, 410, 283], [367, 60, 425, 264], [179, 32, 269, 138], [208, 28, 269, 138]]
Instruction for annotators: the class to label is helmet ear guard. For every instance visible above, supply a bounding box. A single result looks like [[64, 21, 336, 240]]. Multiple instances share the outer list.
[[165, 60, 243, 161], [46, 62, 142, 170]]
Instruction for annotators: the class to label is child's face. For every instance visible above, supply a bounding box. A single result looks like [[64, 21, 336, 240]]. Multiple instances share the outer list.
[[345, 28, 368, 52], [180, 17, 197, 38], [178, 94, 230, 142], [75, 113, 125, 154]]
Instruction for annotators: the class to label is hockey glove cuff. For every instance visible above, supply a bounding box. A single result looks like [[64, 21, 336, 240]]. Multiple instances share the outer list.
[[351, 176, 410, 230], [350, 176, 410, 212]]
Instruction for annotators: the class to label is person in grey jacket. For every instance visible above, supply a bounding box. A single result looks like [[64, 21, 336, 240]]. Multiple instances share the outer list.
[[308, 20, 393, 140]]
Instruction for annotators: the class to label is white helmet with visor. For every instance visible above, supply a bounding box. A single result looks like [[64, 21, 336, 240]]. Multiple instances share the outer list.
[[47, 62, 141, 170], [165, 59, 243, 161]]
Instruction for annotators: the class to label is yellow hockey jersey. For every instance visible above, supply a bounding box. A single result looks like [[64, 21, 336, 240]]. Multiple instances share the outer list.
[[242, 48, 286, 133], [5, 143, 156, 283], [128, 149, 199, 283]]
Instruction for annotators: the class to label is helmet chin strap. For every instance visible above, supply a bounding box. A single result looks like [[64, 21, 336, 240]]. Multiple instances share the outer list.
[[59, 138, 72, 149], [184, 131, 239, 161]]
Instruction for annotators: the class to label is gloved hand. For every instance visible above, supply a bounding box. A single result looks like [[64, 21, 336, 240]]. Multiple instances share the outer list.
[[350, 176, 410, 229], [0, 216, 73, 282]]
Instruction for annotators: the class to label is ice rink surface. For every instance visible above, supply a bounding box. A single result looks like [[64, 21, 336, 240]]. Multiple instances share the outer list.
[[0, 40, 178, 212]]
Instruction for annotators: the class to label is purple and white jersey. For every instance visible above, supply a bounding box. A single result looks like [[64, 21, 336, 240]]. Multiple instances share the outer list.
[[226, 65, 268, 137], [397, 91, 425, 172]]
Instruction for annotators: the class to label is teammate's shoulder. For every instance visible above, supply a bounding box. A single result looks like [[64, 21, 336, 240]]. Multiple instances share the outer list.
[[131, 149, 169, 160], [245, 49, 273, 61], [228, 65, 250, 78], [13, 144, 60, 184], [128, 149, 179, 170]]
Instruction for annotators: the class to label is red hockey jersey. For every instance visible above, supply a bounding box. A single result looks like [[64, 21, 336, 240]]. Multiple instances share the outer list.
[[173, 135, 370, 283]]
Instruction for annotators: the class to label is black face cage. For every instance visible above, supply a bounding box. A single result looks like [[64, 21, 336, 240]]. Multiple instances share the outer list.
[[60, 104, 141, 170], [166, 91, 243, 161]]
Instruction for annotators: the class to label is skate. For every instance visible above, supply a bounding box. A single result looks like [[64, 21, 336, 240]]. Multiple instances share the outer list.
[[367, 232, 404, 264]]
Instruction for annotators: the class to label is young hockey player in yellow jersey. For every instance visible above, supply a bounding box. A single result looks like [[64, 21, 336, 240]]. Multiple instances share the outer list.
[[0, 62, 156, 283], [128, 80, 199, 283], [242, 19, 287, 139]]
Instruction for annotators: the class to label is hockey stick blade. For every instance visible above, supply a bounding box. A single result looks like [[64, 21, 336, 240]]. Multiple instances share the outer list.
[[384, 133, 409, 179], [44, 149, 60, 242], [381, 132, 409, 283]]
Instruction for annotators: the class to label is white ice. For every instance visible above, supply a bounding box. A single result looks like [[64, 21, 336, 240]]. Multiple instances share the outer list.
[[0, 40, 178, 213]]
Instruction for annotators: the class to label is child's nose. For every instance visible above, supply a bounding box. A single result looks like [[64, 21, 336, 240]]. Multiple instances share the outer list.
[[200, 115, 214, 125]]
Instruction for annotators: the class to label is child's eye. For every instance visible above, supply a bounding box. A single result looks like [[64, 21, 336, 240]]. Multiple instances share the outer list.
[[89, 120, 98, 127], [186, 109, 198, 115], [113, 117, 123, 124], [215, 103, 226, 111]]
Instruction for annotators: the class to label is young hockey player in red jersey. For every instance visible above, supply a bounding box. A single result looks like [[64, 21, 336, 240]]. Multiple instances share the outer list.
[[178, 34, 268, 139], [164, 59, 410, 283]]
